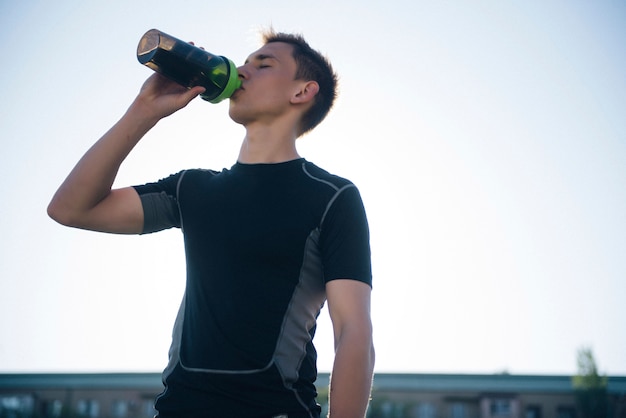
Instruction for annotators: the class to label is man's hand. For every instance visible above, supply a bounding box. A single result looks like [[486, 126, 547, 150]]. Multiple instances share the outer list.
[[132, 73, 206, 121]]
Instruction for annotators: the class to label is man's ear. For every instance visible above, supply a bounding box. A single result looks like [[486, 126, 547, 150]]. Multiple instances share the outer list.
[[291, 81, 319, 105]]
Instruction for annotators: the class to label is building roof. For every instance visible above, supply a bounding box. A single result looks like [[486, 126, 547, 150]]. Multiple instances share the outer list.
[[371, 373, 626, 394], [0, 373, 162, 390], [1, 372, 625, 394]]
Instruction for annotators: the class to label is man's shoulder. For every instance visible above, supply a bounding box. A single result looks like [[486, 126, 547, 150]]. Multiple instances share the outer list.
[[182, 167, 222, 177], [302, 161, 355, 190], [173, 167, 225, 186]]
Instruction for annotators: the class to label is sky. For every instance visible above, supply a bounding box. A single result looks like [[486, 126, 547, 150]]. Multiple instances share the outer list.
[[1, 0, 625, 377]]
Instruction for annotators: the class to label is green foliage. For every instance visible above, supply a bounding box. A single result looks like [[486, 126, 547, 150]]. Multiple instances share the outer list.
[[573, 346, 607, 389], [572, 346, 609, 418]]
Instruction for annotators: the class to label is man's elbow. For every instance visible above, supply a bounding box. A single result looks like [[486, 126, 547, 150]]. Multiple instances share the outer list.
[[47, 198, 69, 225], [47, 198, 82, 228], [365, 336, 376, 375], [340, 326, 375, 370]]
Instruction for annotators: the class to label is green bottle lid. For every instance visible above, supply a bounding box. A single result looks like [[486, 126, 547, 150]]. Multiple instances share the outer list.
[[209, 58, 242, 103]]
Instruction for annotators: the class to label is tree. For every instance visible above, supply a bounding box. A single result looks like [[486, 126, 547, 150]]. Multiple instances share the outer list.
[[572, 346, 608, 418]]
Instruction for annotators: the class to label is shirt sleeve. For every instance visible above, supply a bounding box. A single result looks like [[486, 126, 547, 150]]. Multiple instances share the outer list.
[[132, 171, 185, 234], [319, 184, 373, 287]]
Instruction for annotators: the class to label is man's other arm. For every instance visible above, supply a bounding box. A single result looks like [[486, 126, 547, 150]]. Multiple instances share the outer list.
[[326, 279, 375, 418]]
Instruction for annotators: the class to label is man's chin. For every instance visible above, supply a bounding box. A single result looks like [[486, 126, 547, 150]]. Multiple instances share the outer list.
[[227, 106, 246, 126]]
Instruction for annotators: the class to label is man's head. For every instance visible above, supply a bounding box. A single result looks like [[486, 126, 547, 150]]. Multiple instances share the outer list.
[[260, 29, 338, 136], [230, 29, 338, 138]]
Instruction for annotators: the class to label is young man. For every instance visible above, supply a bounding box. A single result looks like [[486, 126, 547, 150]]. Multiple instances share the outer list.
[[48, 30, 374, 418]]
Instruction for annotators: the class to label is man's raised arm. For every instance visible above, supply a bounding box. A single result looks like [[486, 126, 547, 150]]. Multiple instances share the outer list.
[[47, 74, 204, 234]]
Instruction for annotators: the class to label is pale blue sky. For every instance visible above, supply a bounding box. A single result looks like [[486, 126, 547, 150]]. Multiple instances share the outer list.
[[1, 0, 624, 375]]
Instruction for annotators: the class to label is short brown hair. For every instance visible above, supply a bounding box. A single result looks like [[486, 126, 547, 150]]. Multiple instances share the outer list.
[[262, 29, 338, 136]]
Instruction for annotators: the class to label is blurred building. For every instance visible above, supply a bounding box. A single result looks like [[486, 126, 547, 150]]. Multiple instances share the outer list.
[[1, 372, 625, 418], [367, 373, 626, 418]]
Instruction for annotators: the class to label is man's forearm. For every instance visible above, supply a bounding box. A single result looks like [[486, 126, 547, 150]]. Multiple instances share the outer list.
[[328, 330, 375, 418], [47, 104, 156, 226]]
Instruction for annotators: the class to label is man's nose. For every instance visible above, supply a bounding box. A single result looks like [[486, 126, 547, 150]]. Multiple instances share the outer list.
[[237, 65, 249, 80]]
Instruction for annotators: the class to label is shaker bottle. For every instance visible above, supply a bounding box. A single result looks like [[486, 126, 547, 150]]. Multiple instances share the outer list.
[[137, 29, 241, 103]]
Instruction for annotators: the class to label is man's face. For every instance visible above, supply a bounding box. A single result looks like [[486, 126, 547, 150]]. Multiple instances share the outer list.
[[228, 42, 302, 127]]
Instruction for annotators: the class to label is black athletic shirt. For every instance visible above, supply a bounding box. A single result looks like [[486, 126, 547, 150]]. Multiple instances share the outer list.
[[133, 158, 372, 418]]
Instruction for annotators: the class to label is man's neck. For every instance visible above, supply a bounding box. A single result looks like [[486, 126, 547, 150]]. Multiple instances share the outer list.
[[237, 123, 300, 164]]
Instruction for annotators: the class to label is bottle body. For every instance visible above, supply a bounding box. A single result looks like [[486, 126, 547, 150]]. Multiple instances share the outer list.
[[137, 29, 240, 103]]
